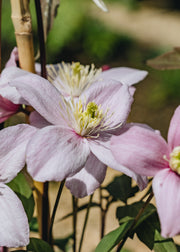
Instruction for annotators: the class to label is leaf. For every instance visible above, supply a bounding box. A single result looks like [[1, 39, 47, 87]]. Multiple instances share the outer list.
[[95, 219, 134, 252], [153, 230, 177, 252], [7, 172, 33, 199], [135, 211, 160, 249], [27, 238, 54, 252], [17, 193, 35, 222], [105, 175, 139, 203], [54, 234, 73, 251], [147, 47, 180, 70], [29, 217, 39, 232], [40, 0, 60, 40], [116, 201, 156, 227]]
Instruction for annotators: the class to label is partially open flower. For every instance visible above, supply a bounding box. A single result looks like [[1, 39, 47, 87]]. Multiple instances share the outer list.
[[111, 106, 180, 238]]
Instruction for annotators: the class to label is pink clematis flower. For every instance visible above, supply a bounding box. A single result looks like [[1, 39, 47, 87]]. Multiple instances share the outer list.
[[46, 62, 148, 98], [0, 123, 38, 247], [7, 68, 147, 198], [111, 106, 180, 238], [0, 48, 20, 122]]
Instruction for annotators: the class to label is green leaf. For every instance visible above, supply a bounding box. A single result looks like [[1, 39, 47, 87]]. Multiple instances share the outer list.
[[116, 201, 156, 227], [29, 217, 39, 232], [27, 238, 54, 252], [153, 230, 177, 252], [7, 172, 33, 199], [54, 234, 73, 251], [17, 193, 35, 222], [135, 212, 160, 250], [147, 47, 180, 70], [105, 175, 139, 203], [95, 220, 134, 252]]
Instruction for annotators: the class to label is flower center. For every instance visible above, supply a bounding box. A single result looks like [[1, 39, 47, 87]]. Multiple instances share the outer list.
[[47, 62, 102, 97], [73, 100, 104, 136], [169, 146, 180, 175]]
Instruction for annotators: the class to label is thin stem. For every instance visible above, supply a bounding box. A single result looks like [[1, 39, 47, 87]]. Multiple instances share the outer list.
[[42, 182, 50, 242], [72, 196, 78, 252], [99, 186, 106, 239], [116, 192, 154, 252], [49, 180, 65, 245], [34, 0, 47, 78], [78, 194, 93, 252]]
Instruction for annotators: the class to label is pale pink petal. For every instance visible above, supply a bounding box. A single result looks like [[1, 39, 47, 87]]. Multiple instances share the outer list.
[[167, 106, 180, 151], [0, 124, 37, 183], [88, 137, 148, 190], [9, 70, 68, 125], [82, 81, 133, 129], [99, 67, 148, 86], [111, 124, 168, 176], [5, 47, 19, 68], [0, 184, 29, 247], [152, 169, 180, 237], [26, 126, 90, 181], [0, 67, 28, 104], [66, 153, 107, 197], [29, 111, 51, 128], [0, 95, 19, 122]]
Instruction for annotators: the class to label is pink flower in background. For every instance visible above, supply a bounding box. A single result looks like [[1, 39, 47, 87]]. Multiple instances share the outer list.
[[7, 68, 147, 197], [111, 106, 180, 238], [0, 48, 20, 123], [46, 62, 148, 97], [0, 124, 37, 247]]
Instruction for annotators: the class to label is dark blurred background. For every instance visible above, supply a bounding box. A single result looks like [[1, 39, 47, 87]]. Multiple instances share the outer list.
[[2, 0, 180, 137]]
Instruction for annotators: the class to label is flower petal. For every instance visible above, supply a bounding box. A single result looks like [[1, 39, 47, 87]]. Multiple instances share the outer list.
[[5, 47, 19, 68], [111, 124, 168, 176], [99, 67, 148, 86], [9, 68, 68, 125], [0, 124, 37, 183], [152, 169, 180, 237], [66, 152, 107, 198], [0, 95, 19, 123], [89, 136, 148, 189], [26, 126, 90, 181], [0, 67, 27, 104], [167, 106, 180, 151], [82, 81, 133, 129], [29, 111, 51, 128], [0, 184, 29, 247]]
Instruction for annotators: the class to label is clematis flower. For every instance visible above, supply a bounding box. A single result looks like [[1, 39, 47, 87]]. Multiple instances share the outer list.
[[0, 123, 38, 247], [110, 106, 180, 238], [7, 69, 147, 197], [46, 62, 148, 97]]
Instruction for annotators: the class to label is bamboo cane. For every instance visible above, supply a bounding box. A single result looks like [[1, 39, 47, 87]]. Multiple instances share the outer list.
[[10, 0, 35, 73], [10, 0, 45, 240]]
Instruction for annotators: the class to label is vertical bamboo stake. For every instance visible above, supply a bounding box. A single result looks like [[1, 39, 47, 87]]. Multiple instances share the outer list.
[[10, 0, 35, 73], [10, 0, 45, 240]]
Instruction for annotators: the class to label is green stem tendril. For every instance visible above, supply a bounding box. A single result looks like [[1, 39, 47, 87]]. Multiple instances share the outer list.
[[78, 194, 93, 252], [72, 196, 78, 252], [116, 192, 154, 252], [49, 179, 65, 245]]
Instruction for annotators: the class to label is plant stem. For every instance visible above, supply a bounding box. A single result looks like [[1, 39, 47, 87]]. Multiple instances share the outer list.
[[49, 180, 65, 245], [42, 182, 50, 242], [34, 0, 47, 78], [72, 196, 78, 252], [116, 192, 154, 252], [99, 186, 106, 238], [78, 194, 93, 252]]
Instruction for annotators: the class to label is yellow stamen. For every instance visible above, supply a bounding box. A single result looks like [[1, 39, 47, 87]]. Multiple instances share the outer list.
[[169, 146, 180, 175]]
